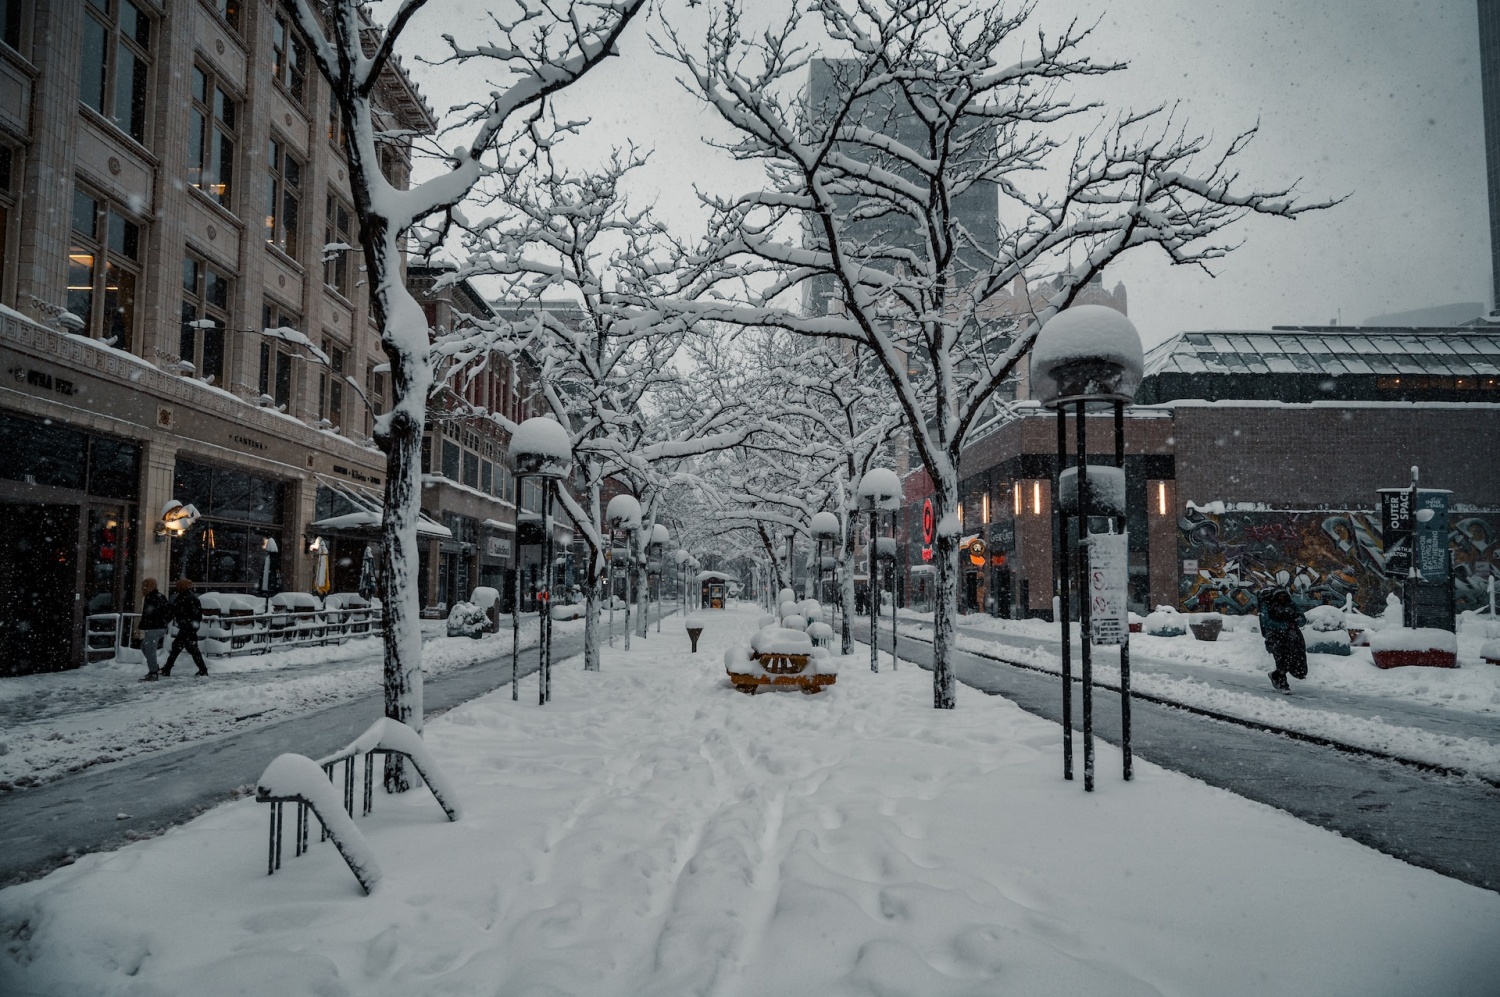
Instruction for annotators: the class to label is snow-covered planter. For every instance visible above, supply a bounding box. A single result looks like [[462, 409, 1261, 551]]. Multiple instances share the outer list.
[[781, 614, 807, 631], [1127, 611, 1144, 634], [549, 602, 585, 621], [800, 599, 823, 620], [757, 613, 778, 628], [1367, 627, 1458, 669], [807, 621, 833, 647], [779, 600, 801, 620], [1481, 639, 1500, 666], [1302, 604, 1351, 655], [446, 602, 491, 639], [1145, 607, 1187, 638], [1187, 612, 1223, 641]]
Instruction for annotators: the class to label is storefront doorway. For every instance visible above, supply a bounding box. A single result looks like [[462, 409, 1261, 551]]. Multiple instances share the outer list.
[[0, 505, 79, 674]]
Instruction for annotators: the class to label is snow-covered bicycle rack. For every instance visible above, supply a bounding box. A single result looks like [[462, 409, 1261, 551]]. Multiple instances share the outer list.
[[84, 606, 384, 664], [255, 717, 461, 895]]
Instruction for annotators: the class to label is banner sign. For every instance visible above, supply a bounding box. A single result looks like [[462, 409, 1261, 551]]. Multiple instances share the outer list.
[[1414, 489, 1450, 582], [1378, 488, 1413, 579], [1088, 531, 1129, 646], [922, 499, 935, 545], [486, 537, 512, 561]]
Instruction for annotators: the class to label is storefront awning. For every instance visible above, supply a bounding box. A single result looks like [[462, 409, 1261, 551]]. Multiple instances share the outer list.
[[310, 477, 453, 540]]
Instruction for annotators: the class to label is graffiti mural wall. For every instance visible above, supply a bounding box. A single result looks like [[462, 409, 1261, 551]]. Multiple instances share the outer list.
[[1176, 506, 1500, 616]]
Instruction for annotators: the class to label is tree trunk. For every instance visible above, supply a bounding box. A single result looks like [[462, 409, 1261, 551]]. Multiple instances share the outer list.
[[379, 404, 426, 789], [839, 519, 856, 655], [583, 552, 602, 672], [931, 489, 958, 710]]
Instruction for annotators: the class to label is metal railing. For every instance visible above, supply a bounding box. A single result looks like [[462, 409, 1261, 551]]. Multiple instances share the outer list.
[[84, 607, 384, 664]]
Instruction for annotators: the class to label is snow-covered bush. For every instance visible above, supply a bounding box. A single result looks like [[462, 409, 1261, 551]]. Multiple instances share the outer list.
[[757, 613, 778, 629], [800, 599, 823, 620], [1144, 607, 1187, 638], [779, 600, 801, 620], [778, 588, 796, 607], [549, 602, 584, 621], [807, 621, 834, 647], [1304, 604, 1345, 631], [446, 602, 490, 639], [781, 614, 807, 631]]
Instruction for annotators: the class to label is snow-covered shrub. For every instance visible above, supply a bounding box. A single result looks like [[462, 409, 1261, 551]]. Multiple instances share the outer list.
[[757, 613, 777, 629], [549, 602, 584, 621], [777, 588, 796, 607], [779, 600, 801, 620], [781, 614, 807, 631], [1144, 606, 1186, 638], [446, 601, 490, 639], [800, 599, 823, 620], [807, 621, 833, 646], [1303, 604, 1345, 631]]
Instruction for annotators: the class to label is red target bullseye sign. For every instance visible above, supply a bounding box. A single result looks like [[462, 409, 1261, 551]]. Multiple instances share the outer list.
[[921, 498, 935, 545]]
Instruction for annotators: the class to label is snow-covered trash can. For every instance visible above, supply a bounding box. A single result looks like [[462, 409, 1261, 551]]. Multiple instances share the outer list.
[[470, 586, 501, 632], [446, 601, 490, 639]]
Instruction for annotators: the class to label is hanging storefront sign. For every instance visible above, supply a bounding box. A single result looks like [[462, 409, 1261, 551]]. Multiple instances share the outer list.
[[1088, 531, 1129, 646], [1414, 489, 1450, 582], [486, 536, 512, 560], [921, 498, 935, 545], [1378, 487, 1413, 579]]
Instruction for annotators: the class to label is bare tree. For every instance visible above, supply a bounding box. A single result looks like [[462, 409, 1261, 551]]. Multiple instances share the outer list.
[[284, 0, 645, 785], [662, 0, 1337, 707]]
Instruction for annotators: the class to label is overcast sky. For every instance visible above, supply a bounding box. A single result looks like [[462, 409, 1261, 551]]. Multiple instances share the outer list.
[[401, 0, 1487, 349]]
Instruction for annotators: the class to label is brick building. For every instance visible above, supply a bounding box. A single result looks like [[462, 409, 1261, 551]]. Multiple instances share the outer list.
[[898, 325, 1500, 620]]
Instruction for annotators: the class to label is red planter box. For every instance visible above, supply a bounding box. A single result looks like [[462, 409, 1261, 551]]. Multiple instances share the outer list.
[[1371, 649, 1457, 669]]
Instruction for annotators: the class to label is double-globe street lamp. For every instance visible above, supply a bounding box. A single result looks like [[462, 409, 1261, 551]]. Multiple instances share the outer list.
[[508, 417, 573, 706], [1030, 305, 1143, 791], [856, 469, 901, 674]]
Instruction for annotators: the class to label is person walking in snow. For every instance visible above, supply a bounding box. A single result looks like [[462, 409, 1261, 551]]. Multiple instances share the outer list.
[[1258, 587, 1307, 693], [136, 578, 171, 682], [161, 578, 209, 677]]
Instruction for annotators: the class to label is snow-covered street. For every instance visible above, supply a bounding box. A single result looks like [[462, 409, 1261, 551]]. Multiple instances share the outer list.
[[2, 602, 1496, 996]]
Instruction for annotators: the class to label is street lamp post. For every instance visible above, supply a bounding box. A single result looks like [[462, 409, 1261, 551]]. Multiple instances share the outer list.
[[508, 418, 573, 706], [606, 494, 642, 651], [1031, 306, 1143, 790], [857, 469, 901, 674]]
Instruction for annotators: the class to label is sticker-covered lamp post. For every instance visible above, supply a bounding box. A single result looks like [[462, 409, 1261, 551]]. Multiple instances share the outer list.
[[606, 494, 643, 651], [508, 417, 573, 706], [1030, 306, 1143, 790], [650, 524, 670, 633], [857, 468, 902, 674], [810, 511, 840, 629]]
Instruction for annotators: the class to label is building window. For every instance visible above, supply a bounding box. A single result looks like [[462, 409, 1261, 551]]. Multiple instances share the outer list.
[[260, 302, 299, 409], [319, 338, 345, 428], [208, 0, 240, 33], [68, 186, 142, 352], [327, 100, 345, 154], [364, 361, 385, 436], [0, 146, 13, 299], [462, 450, 479, 489], [271, 14, 307, 106], [324, 194, 353, 297], [189, 65, 237, 207], [80, 0, 150, 144], [1, 0, 27, 53], [441, 440, 460, 480], [264, 138, 302, 261], [179, 254, 230, 384]]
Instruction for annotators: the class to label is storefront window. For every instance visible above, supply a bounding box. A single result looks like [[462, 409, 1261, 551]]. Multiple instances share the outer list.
[[171, 460, 284, 590]]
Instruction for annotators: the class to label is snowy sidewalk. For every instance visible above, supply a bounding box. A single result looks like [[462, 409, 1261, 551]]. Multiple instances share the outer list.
[[885, 611, 1500, 782], [2, 602, 1496, 996]]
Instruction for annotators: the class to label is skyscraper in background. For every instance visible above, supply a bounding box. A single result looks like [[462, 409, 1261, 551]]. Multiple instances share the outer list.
[[1479, 0, 1500, 309]]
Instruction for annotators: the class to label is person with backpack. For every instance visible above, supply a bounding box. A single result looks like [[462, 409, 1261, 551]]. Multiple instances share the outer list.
[[1259, 587, 1308, 693], [137, 578, 171, 681], [162, 578, 209, 677]]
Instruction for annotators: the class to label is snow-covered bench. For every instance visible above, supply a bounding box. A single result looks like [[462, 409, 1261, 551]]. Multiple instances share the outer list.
[[724, 625, 838, 694], [255, 717, 461, 895]]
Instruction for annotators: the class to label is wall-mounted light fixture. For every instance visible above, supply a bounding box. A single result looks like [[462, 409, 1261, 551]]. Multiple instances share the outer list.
[[154, 499, 200, 542], [1157, 481, 1167, 516], [982, 493, 990, 525], [1032, 480, 1042, 516]]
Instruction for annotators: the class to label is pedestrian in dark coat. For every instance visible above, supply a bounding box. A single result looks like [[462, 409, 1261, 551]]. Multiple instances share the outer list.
[[137, 578, 171, 681], [162, 578, 208, 677], [1258, 588, 1307, 692]]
